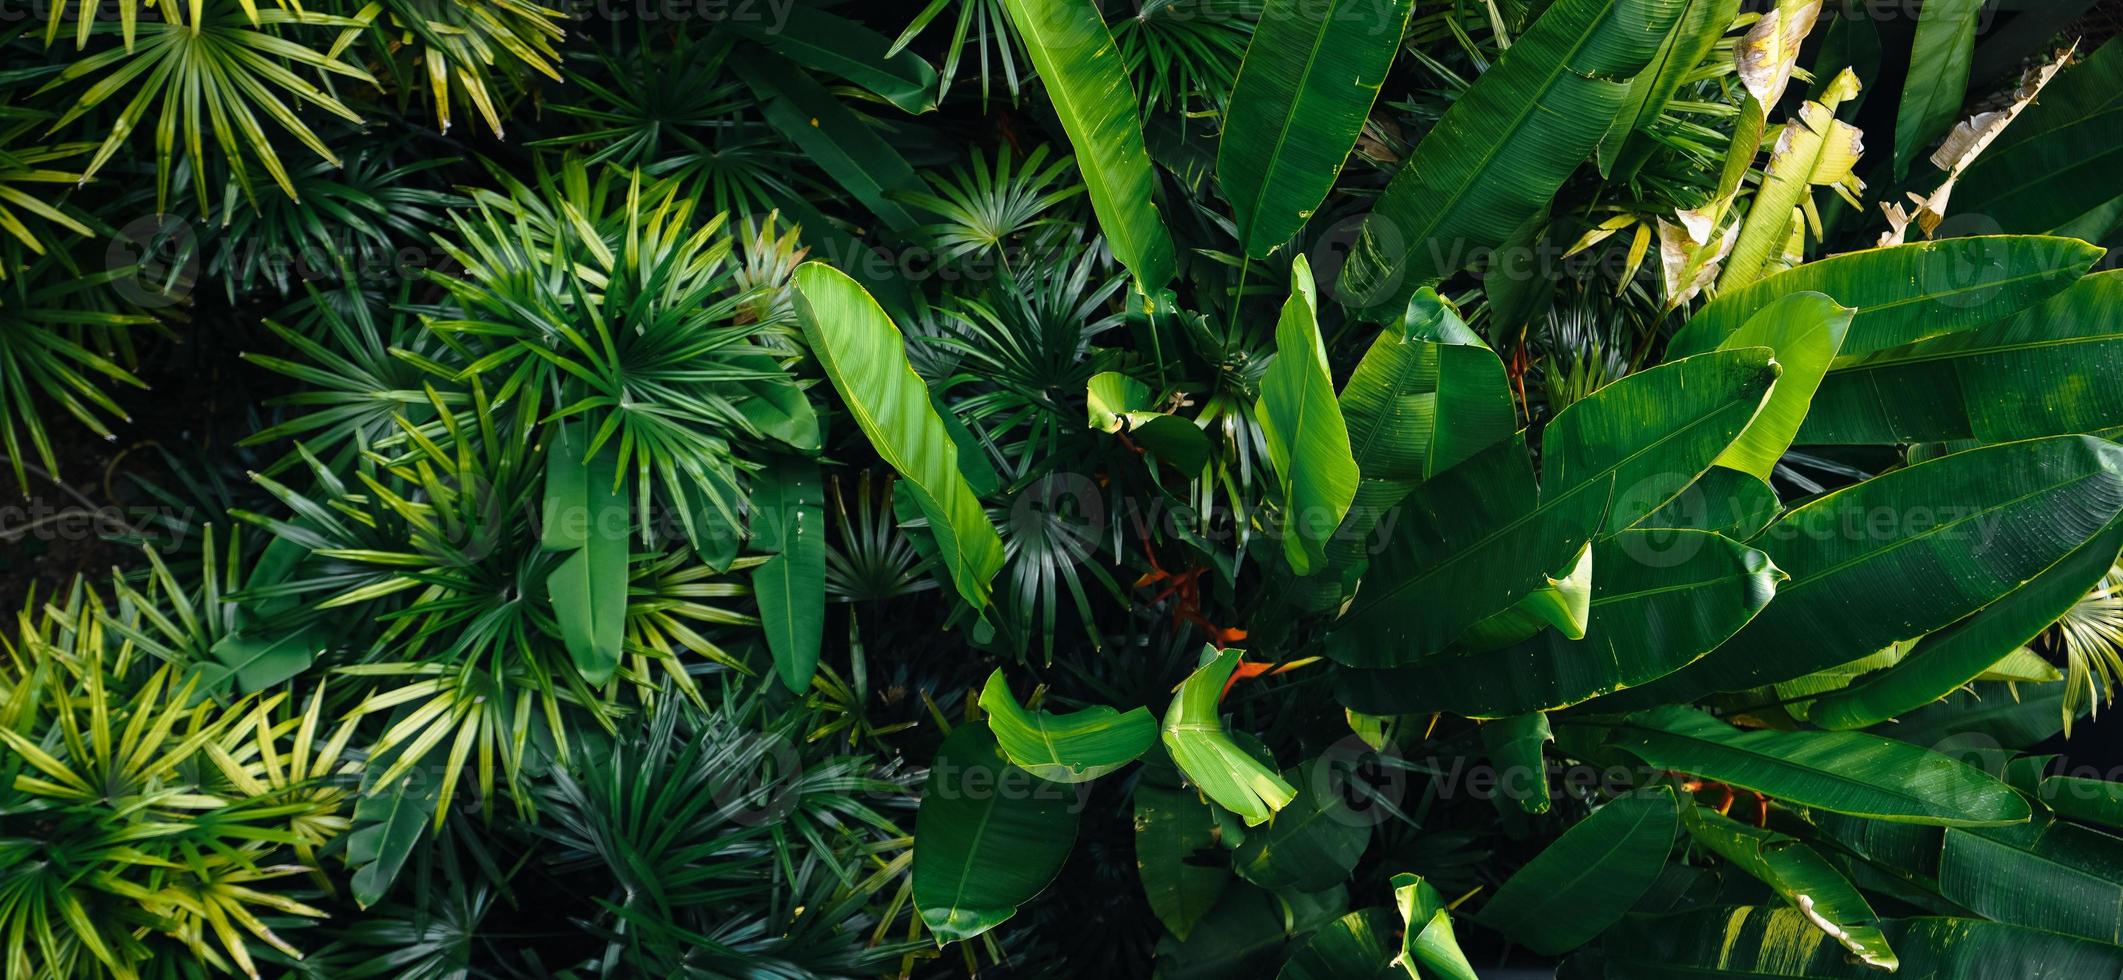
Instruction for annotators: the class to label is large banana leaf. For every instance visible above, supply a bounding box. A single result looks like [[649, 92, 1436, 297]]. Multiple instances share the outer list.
[[1219, 0, 1415, 257], [1601, 706, 2030, 825], [732, 54, 929, 232], [1328, 436, 1613, 666], [752, 455, 826, 694], [1336, 0, 1686, 314], [1955, 38, 2123, 236], [1799, 270, 2123, 445], [1277, 908, 1399, 980], [978, 669, 1155, 782], [1669, 236, 2104, 360], [1892, 0, 1982, 179], [912, 724, 1081, 944], [1541, 347, 1779, 532], [1256, 256, 1359, 576], [1481, 713, 1555, 815], [1475, 786, 1678, 955], [999, 0, 1176, 288], [1683, 292, 1850, 481], [1339, 288, 1514, 485], [792, 262, 1004, 610], [1161, 648, 1298, 826], [1681, 806, 1897, 968], [1134, 784, 1230, 941], [1338, 529, 1780, 717], [541, 421, 630, 687], [1601, 0, 1742, 178], [1807, 517, 2123, 730], [1940, 817, 2123, 945], [1603, 906, 2123, 977], [1640, 466, 1783, 539], [1233, 759, 1370, 893], [1394, 874, 1479, 980], [1612, 435, 2123, 701]]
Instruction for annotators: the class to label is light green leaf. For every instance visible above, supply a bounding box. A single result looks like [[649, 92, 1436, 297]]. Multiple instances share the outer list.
[[978, 669, 1155, 782], [1393, 874, 1479, 980], [1087, 370, 1212, 473], [1161, 648, 1298, 827], [1681, 806, 1898, 969], [1256, 255, 1358, 576], [1681, 292, 1851, 481]]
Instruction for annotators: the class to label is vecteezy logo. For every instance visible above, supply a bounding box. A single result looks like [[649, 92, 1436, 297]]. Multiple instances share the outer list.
[[107, 213, 199, 310]]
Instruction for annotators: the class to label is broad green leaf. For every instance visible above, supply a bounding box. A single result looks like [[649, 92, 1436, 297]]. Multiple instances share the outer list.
[[346, 745, 441, 909], [1670, 236, 2104, 360], [1161, 648, 1298, 827], [734, 5, 939, 114], [1614, 435, 2123, 701], [978, 669, 1155, 782], [1135, 784, 1231, 941], [1956, 38, 2123, 236], [1219, 0, 1416, 257], [792, 262, 1004, 610], [1893, 0, 1982, 179], [1476, 786, 1678, 955], [1337, 0, 1686, 313], [1681, 806, 1897, 969], [1481, 713, 1555, 815], [751, 455, 826, 693], [999, 0, 1176, 288], [1393, 874, 1478, 980], [1601, 0, 1742, 178], [1233, 759, 1371, 892], [1719, 70, 1865, 290], [1879, 680, 2078, 752], [1156, 887, 1290, 979], [1086, 370, 1212, 472], [1604, 906, 2123, 978], [1940, 816, 2123, 945], [1457, 541, 1594, 652], [1328, 435, 1612, 666], [1800, 270, 2123, 445], [731, 54, 929, 232], [1638, 466, 1782, 539], [1338, 288, 1514, 485], [201, 627, 324, 695], [1542, 347, 1779, 533], [1602, 706, 2031, 826], [2041, 777, 2123, 831], [541, 421, 629, 687], [1257, 255, 1358, 576], [1277, 908, 1399, 980], [1681, 292, 1851, 481], [1807, 517, 2123, 730], [913, 724, 1080, 944], [1339, 530, 1780, 718]]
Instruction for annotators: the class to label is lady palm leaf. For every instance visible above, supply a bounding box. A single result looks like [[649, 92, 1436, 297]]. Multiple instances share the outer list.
[[0, 107, 94, 263], [1108, 0, 1258, 119], [0, 253, 153, 489], [40, 0, 373, 214], [900, 143, 1086, 270], [890, 0, 1027, 107], [2055, 561, 2123, 735], [333, 0, 567, 137]]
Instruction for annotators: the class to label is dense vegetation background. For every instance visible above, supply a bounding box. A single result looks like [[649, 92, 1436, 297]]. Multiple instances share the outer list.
[[5, 0, 2123, 976]]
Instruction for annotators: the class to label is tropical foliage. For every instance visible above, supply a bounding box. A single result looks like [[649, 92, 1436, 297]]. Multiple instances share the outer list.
[[3, 0, 2123, 977]]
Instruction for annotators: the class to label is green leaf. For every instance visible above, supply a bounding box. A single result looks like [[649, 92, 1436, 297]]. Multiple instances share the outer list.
[[1678, 292, 1851, 481], [1807, 517, 2123, 730], [2041, 777, 2123, 831], [1893, 0, 1982, 179], [1337, 0, 1687, 313], [1602, 706, 2031, 826], [1605, 906, 2123, 978], [1338, 288, 1515, 485], [1219, 0, 1416, 257], [1613, 435, 2123, 701], [1940, 816, 2123, 945], [1330, 435, 1612, 666], [1601, 0, 1742, 178], [913, 723, 1081, 945], [1256, 255, 1359, 576], [1276, 908, 1400, 980], [1087, 370, 1212, 473], [1955, 38, 2123, 236], [978, 669, 1156, 782], [1135, 784, 1232, 941], [751, 455, 826, 694], [1161, 648, 1298, 827], [1393, 874, 1479, 980], [792, 262, 1004, 610], [1156, 887, 1291, 979], [1680, 806, 1898, 969], [1541, 347, 1780, 532], [731, 53, 930, 232], [1671, 236, 2104, 360], [1457, 541, 1594, 652], [734, 5, 940, 114], [1481, 713, 1555, 815], [1799, 270, 2123, 445], [1639, 466, 1783, 539], [1233, 759, 1371, 892], [541, 421, 630, 687], [202, 627, 324, 694], [999, 0, 1176, 288], [346, 748, 441, 909], [1475, 786, 1678, 955]]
